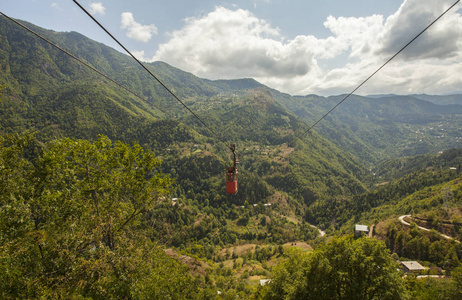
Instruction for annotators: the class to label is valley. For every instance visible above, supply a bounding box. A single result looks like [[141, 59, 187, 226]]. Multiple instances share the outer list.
[[0, 16, 461, 299]]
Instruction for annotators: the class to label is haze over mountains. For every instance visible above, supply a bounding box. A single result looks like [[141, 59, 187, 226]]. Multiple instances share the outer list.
[[368, 93, 462, 105]]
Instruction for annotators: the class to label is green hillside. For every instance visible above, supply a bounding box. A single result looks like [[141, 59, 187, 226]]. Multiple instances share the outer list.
[[0, 16, 368, 206], [274, 93, 462, 162], [1, 17, 462, 298]]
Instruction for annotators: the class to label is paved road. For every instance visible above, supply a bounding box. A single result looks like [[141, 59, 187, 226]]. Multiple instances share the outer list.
[[399, 215, 460, 243]]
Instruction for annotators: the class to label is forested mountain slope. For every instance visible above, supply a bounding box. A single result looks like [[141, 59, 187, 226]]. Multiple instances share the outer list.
[[410, 94, 462, 106], [0, 18, 368, 298], [1, 17, 462, 298], [1, 17, 460, 229], [2, 17, 461, 162], [0, 17, 367, 204], [273, 93, 462, 162]]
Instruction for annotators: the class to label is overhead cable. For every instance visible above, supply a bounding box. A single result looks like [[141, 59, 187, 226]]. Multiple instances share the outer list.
[[297, 0, 461, 139], [0, 11, 169, 116], [0, 12, 220, 145], [72, 0, 230, 150]]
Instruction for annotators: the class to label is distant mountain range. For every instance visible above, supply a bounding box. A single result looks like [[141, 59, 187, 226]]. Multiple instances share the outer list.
[[368, 93, 462, 105]]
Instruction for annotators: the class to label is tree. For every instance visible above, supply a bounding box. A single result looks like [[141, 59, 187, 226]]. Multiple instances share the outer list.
[[0, 134, 199, 299], [257, 236, 406, 299], [452, 266, 462, 299]]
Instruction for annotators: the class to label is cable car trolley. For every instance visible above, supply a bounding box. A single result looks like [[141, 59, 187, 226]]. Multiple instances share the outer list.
[[226, 144, 239, 195]]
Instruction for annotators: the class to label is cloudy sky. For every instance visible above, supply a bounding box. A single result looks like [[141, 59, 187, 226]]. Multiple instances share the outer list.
[[2, 0, 462, 96]]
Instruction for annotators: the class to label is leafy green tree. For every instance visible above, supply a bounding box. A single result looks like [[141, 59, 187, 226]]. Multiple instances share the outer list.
[[0, 134, 199, 299], [444, 246, 461, 275], [405, 276, 456, 300], [452, 266, 462, 299], [257, 236, 406, 299]]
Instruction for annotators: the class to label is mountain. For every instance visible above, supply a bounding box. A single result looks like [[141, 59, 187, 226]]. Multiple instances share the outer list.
[[0, 17, 373, 230], [1, 16, 461, 211], [2, 17, 461, 161], [411, 94, 462, 105], [274, 93, 462, 162], [1, 16, 462, 299], [368, 93, 462, 105]]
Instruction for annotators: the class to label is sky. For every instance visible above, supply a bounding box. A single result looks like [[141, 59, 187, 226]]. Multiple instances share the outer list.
[[2, 0, 462, 96]]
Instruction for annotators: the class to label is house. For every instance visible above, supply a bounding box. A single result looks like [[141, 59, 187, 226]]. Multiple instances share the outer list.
[[354, 225, 369, 238], [172, 198, 178, 206], [401, 261, 425, 273], [260, 279, 272, 286]]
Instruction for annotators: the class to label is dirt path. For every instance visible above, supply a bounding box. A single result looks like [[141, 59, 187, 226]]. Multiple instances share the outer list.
[[368, 225, 374, 238], [311, 225, 326, 237], [399, 215, 460, 243]]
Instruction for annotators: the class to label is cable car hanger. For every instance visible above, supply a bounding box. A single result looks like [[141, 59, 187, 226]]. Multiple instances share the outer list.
[[226, 144, 239, 195]]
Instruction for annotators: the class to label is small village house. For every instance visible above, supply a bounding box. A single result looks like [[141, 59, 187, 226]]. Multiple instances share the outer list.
[[354, 224, 369, 238], [401, 261, 425, 273]]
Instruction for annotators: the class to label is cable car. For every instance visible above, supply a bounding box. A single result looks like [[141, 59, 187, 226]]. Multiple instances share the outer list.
[[226, 144, 239, 195]]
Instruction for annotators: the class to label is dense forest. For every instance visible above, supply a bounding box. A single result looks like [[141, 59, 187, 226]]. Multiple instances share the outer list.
[[1, 16, 462, 299]]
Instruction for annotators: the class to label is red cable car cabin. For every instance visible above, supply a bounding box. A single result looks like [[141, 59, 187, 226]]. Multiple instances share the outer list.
[[226, 144, 239, 195], [226, 166, 238, 195]]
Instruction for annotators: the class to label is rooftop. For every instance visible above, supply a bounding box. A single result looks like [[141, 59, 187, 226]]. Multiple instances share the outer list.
[[401, 261, 425, 271], [355, 225, 369, 232]]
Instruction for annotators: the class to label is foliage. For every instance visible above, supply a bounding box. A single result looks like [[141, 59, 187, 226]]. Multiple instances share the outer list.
[[0, 16, 369, 215], [371, 148, 462, 181], [385, 221, 461, 269], [404, 267, 462, 300], [2, 16, 462, 298], [0, 133, 199, 299], [275, 93, 462, 163], [256, 236, 406, 300], [305, 161, 462, 233]]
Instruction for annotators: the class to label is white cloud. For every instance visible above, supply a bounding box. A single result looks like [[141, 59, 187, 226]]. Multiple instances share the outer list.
[[89, 2, 106, 15], [147, 1, 462, 96], [152, 7, 318, 79], [377, 0, 462, 61], [121, 12, 158, 43], [320, 0, 462, 95], [323, 14, 384, 59]]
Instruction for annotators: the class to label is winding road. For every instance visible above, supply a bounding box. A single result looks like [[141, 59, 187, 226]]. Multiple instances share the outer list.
[[399, 215, 460, 243]]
